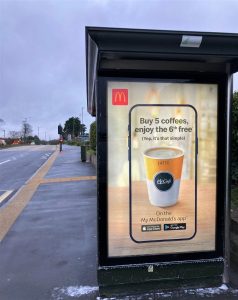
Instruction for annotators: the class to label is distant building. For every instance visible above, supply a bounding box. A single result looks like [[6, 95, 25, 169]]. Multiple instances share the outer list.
[[0, 139, 6, 145], [79, 134, 89, 143], [12, 139, 22, 145]]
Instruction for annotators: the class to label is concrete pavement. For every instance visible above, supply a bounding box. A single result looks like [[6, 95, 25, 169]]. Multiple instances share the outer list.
[[0, 145, 98, 299], [0, 145, 238, 299]]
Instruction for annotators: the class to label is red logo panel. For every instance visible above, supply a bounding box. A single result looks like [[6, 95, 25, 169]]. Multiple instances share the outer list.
[[112, 89, 128, 105]]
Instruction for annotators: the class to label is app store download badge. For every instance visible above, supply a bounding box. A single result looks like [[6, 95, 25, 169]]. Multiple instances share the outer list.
[[141, 225, 161, 232], [164, 223, 186, 231]]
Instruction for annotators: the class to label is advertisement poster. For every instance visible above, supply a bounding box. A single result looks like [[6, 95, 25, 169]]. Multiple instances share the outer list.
[[129, 104, 197, 243], [107, 81, 217, 257]]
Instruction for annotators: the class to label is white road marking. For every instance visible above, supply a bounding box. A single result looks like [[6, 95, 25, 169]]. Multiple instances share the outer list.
[[0, 145, 55, 152], [40, 155, 49, 160], [1, 151, 53, 164], [0, 190, 13, 204], [0, 160, 11, 165]]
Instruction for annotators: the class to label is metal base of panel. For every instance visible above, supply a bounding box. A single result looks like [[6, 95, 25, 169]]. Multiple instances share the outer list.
[[98, 259, 224, 298]]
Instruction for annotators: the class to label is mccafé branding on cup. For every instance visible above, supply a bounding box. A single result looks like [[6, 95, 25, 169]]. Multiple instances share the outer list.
[[144, 147, 184, 207], [154, 172, 174, 191]]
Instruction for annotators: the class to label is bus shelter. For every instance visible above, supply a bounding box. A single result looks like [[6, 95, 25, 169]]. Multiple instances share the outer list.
[[86, 27, 238, 295]]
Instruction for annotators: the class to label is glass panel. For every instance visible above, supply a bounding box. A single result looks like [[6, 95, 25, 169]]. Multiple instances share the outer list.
[[107, 81, 217, 257]]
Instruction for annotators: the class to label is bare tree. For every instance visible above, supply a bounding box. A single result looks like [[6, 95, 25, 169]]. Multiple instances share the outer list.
[[0, 118, 5, 129], [9, 131, 21, 138], [22, 120, 32, 142], [0, 119, 5, 138]]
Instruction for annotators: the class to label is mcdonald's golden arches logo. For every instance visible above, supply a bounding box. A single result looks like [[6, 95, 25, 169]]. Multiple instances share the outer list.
[[112, 89, 128, 105]]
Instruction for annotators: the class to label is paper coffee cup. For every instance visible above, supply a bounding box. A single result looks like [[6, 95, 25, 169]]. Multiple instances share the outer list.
[[143, 147, 184, 207]]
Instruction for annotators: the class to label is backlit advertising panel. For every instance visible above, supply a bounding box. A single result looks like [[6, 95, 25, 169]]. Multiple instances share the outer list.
[[107, 80, 218, 259]]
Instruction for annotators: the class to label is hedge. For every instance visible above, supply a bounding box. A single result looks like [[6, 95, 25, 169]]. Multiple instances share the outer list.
[[90, 121, 96, 151], [232, 91, 238, 184]]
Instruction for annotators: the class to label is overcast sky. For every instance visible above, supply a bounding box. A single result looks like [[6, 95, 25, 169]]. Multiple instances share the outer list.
[[0, 0, 238, 139]]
